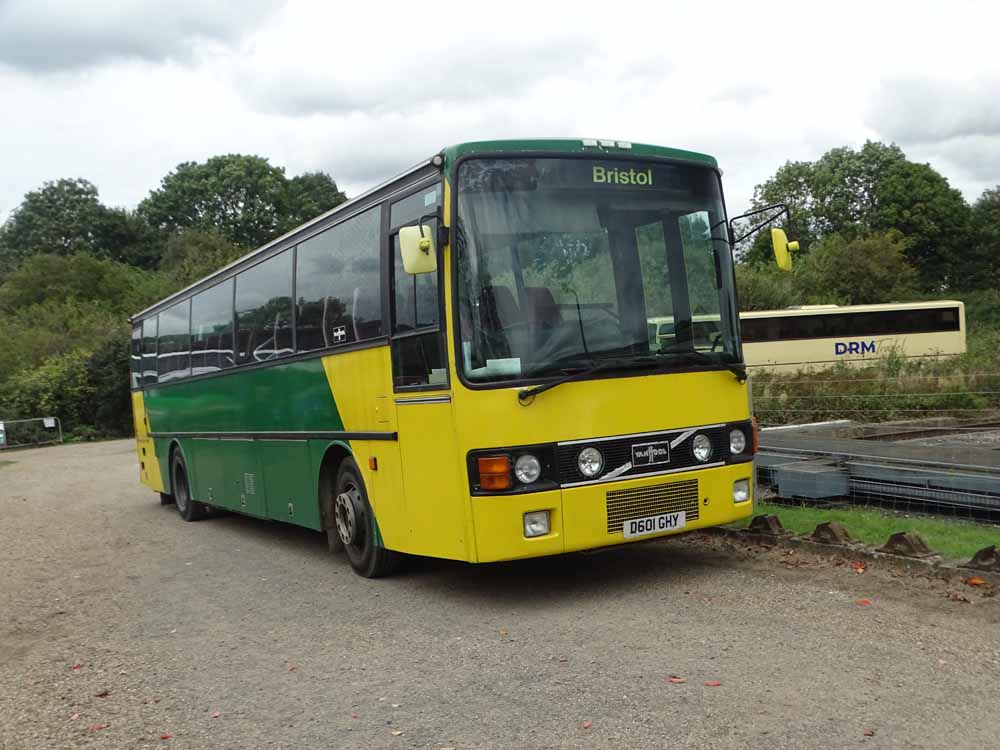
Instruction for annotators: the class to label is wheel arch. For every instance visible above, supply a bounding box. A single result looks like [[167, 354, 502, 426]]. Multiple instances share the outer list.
[[164, 438, 191, 496], [316, 440, 353, 531]]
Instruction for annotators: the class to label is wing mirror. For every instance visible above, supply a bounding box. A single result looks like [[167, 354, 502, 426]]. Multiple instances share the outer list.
[[770, 227, 800, 271], [399, 224, 437, 275]]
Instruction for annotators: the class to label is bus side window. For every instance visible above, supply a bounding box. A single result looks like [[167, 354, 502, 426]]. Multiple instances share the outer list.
[[191, 279, 234, 374], [235, 251, 294, 364], [141, 316, 158, 386], [296, 206, 382, 351], [130, 325, 142, 388]]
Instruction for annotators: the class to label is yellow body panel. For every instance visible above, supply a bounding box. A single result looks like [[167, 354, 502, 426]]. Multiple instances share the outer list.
[[321, 346, 407, 551], [131, 391, 165, 492], [449, 371, 751, 562]]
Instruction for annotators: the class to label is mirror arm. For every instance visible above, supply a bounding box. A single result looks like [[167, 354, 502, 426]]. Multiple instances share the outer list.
[[414, 211, 447, 253], [728, 203, 791, 245]]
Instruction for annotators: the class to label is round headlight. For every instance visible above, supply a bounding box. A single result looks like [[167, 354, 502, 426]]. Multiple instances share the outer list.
[[514, 454, 542, 484], [578, 447, 604, 478], [692, 434, 713, 463], [729, 428, 747, 455]]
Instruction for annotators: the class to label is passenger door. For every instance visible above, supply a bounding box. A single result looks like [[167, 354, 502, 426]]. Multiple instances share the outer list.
[[388, 185, 468, 560]]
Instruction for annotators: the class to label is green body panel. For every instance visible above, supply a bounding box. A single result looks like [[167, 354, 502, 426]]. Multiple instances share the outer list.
[[144, 357, 344, 434], [144, 355, 356, 530], [440, 139, 719, 173], [259, 440, 320, 528]]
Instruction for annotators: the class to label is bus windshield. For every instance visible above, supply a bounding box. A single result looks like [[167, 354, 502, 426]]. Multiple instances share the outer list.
[[455, 157, 741, 384]]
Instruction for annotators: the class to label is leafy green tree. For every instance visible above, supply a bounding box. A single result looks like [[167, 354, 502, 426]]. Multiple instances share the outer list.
[[95, 207, 163, 269], [967, 187, 1000, 290], [0, 178, 107, 267], [0, 300, 122, 385], [286, 171, 348, 228], [85, 329, 134, 436], [138, 155, 347, 249], [158, 229, 247, 286], [793, 231, 919, 305], [0, 348, 96, 433], [745, 141, 973, 288], [0, 178, 163, 274], [735, 265, 800, 311], [0, 253, 173, 316]]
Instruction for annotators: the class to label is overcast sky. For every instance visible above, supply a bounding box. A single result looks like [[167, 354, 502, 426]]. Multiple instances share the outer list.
[[1, 0, 997, 223]]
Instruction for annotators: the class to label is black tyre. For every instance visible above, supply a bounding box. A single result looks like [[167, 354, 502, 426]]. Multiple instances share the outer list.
[[171, 450, 207, 522], [159, 492, 174, 506], [332, 458, 400, 578]]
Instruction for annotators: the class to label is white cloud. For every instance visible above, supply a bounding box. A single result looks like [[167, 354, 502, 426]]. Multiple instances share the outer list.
[[2, 0, 1000, 225], [0, 0, 280, 72]]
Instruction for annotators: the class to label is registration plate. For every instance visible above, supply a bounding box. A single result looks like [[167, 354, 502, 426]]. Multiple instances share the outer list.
[[622, 511, 686, 539]]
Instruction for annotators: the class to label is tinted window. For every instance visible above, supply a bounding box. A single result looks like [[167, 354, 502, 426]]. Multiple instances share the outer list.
[[742, 307, 962, 343], [390, 183, 441, 228], [235, 251, 294, 364], [141, 317, 158, 386], [392, 333, 447, 388], [296, 207, 382, 351], [130, 325, 142, 388], [393, 229, 439, 332], [157, 300, 191, 381], [191, 279, 235, 374]]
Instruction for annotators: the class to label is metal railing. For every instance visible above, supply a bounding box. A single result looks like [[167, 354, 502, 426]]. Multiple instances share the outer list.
[[0, 417, 64, 450]]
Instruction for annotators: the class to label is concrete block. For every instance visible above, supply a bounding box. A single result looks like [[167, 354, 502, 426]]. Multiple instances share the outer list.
[[878, 531, 935, 558], [965, 545, 1000, 572], [811, 521, 854, 545]]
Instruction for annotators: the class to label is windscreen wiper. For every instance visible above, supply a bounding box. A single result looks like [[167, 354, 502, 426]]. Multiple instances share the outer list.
[[657, 348, 747, 384], [518, 356, 656, 404]]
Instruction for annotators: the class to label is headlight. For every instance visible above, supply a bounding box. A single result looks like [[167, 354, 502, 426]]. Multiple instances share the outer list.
[[729, 428, 747, 454], [514, 454, 542, 484], [692, 434, 713, 462], [578, 447, 604, 478]]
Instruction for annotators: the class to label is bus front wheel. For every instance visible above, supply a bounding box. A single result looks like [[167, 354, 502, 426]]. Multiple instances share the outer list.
[[170, 451, 207, 522], [333, 458, 400, 578]]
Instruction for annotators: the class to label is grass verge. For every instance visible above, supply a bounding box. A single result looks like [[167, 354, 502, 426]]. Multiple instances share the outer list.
[[738, 499, 1000, 561]]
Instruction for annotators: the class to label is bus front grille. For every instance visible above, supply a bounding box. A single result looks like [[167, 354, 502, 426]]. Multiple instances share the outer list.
[[606, 479, 700, 534]]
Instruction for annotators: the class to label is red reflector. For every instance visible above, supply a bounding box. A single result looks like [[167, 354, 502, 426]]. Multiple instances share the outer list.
[[752, 417, 759, 454]]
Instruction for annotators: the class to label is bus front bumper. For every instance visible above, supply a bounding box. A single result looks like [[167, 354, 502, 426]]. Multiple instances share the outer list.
[[470, 463, 754, 563]]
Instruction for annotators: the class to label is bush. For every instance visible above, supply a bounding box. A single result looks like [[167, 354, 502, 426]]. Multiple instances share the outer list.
[[0, 327, 133, 438], [793, 231, 920, 305], [735, 265, 801, 311]]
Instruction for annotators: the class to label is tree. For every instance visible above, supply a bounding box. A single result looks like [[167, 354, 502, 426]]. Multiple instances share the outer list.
[[95, 207, 163, 269], [138, 155, 347, 250], [0, 178, 163, 274], [745, 141, 973, 288], [735, 265, 800, 311], [0, 178, 107, 267], [286, 172, 348, 229], [0, 253, 173, 317], [968, 187, 1000, 290], [158, 229, 247, 286], [793, 231, 919, 306]]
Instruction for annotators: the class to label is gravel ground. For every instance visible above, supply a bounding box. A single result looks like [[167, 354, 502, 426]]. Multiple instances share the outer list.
[[1, 440, 999, 750]]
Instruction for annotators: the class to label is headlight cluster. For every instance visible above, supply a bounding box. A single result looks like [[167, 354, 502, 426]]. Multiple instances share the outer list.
[[470, 445, 557, 495]]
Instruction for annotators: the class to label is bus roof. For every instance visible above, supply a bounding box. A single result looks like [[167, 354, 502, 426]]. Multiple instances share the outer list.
[[131, 138, 718, 321], [740, 300, 964, 319], [441, 139, 718, 168]]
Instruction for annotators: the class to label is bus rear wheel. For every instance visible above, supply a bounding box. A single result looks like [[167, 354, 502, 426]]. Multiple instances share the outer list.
[[333, 458, 400, 578], [171, 451, 207, 522]]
